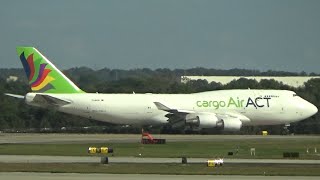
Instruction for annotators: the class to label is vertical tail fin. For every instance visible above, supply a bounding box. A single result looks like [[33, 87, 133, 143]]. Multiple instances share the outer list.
[[17, 47, 84, 93]]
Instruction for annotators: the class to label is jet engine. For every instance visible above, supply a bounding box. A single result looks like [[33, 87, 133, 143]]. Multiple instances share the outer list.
[[185, 113, 219, 128], [184, 113, 243, 131], [217, 117, 242, 131]]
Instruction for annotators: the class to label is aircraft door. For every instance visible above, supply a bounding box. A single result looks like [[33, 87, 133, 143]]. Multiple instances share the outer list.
[[84, 104, 91, 119], [146, 105, 153, 114], [75, 101, 91, 119], [90, 99, 107, 118]]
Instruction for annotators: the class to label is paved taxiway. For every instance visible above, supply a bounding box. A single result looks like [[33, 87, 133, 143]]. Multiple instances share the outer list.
[[1, 155, 320, 164], [0, 172, 319, 180], [0, 133, 319, 144]]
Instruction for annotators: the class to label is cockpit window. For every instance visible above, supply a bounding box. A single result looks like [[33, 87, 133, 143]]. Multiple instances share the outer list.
[[293, 94, 297, 97]]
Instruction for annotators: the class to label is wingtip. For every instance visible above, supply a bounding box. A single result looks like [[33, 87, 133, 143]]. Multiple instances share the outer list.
[[153, 102, 170, 111]]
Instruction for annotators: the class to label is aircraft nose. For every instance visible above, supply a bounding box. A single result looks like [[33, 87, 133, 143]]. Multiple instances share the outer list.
[[297, 99, 318, 119], [308, 103, 318, 116], [303, 100, 318, 117]]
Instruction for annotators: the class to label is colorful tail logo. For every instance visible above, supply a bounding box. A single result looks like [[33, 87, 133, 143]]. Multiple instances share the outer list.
[[20, 52, 55, 92]]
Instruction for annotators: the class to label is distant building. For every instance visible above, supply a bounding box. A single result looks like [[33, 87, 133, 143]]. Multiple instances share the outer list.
[[6, 76, 18, 82], [181, 76, 320, 88]]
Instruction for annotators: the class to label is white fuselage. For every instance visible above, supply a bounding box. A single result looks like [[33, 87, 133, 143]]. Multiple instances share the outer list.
[[27, 89, 318, 126]]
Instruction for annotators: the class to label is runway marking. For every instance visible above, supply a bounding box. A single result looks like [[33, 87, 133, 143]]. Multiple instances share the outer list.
[[0, 155, 320, 164]]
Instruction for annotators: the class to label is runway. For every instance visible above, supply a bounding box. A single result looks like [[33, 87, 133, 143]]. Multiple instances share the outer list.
[[0, 172, 319, 180], [0, 133, 319, 144], [0, 155, 319, 164]]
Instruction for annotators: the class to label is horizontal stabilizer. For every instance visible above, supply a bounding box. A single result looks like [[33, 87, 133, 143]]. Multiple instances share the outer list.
[[4, 93, 24, 99], [34, 94, 71, 106]]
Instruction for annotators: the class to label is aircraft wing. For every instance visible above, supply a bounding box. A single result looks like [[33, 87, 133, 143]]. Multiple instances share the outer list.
[[154, 102, 250, 126], [154, 102, 194, 125], [153, 102, 194, 114]]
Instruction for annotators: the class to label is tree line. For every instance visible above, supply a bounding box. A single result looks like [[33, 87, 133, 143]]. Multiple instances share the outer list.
[[0, 67, 319, 134]]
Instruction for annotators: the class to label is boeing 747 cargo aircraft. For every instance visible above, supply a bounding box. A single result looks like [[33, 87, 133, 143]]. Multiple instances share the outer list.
[[5, 47, 318, 131]]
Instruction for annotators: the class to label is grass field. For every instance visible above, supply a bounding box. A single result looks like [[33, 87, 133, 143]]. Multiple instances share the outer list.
[[1, 135, 320, 175], [1, 163, 320, 176], [1, 138, 319, 159]]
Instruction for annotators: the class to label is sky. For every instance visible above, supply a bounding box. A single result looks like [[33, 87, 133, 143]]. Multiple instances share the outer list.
[[1, 0, 320, 73]]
